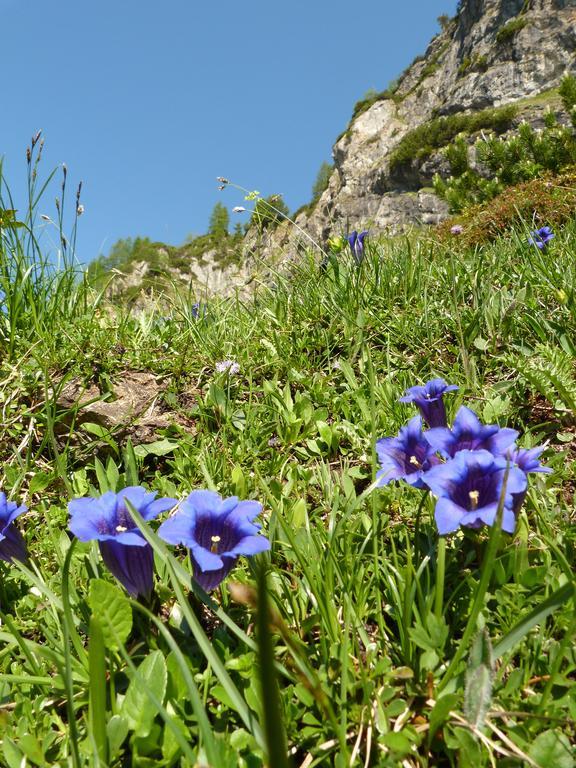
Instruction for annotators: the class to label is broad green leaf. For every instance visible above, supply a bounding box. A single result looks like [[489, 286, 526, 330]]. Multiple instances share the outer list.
[[464, 630, 494, 728], [122, 650, 168, 736], [133, 439, 179, 458], [468, 628, 493, 670], [88, 579, 132, 651], [106, 715, 129, 760], [528, 730, 574, 768], [428, 694, 458, 740], [290, 498, 308, 529], [2, 738, 24, 768], [161, 713, 188, 762], [15, 733, 44, 765], [231, 464, 247, 496], [464, 666, 492, 728], [105, 456, 120, 490]]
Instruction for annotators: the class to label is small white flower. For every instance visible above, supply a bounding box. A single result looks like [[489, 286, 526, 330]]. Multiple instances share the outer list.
[[77, 204, 85, 216], [215, 360, 240, 375]]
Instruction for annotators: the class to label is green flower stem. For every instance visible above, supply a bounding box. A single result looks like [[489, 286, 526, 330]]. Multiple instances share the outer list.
[[435, 535, 447, 621], [439, 467, 509, 691]]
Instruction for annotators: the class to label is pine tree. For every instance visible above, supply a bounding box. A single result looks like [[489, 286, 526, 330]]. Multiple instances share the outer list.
[[208, 202, 230, 238], [311, 162, 333, 203]]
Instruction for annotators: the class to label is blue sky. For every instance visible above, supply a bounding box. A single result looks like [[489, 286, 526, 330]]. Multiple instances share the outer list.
[[2, 0, 457, 263]]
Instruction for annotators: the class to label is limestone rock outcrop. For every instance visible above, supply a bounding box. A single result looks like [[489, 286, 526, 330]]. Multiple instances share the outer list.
[[254, 0, 576, 257]]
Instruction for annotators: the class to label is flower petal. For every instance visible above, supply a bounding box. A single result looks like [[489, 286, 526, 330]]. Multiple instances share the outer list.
[[142, 496, 178, 520], [226, 534, 271, 557], [157, 513, 195, 546], [182, 490, 228, 517], [434, 498, 463, 535], [191, 545, 224, 572]]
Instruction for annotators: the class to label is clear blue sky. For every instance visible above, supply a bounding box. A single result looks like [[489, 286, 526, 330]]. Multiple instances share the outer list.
[[2, 0, 457, 263]]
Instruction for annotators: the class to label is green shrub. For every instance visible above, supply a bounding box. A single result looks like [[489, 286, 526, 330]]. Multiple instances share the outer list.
[[435, 166, 576, 246], [250, 194, 291, 232], [311, 161, 333, 204], [434, 107, 576, 212], [350, 84, 401, 121], [88, 237, 174, 286], [458, 53, 489, 78], [495, 16, 528, 44], [559, 74, 576, 113], [389, 104, 517, 173], [458, 57, 472, 76]]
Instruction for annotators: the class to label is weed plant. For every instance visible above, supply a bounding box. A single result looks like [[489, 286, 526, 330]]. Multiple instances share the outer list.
[[0, 150, 575, 767]]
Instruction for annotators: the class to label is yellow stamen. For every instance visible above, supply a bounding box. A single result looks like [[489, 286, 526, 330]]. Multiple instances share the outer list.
[[210, 534, 221, 553], [116, 525, 128, 532], [468, 490, 480, 510], [409, 455, 420, 467]]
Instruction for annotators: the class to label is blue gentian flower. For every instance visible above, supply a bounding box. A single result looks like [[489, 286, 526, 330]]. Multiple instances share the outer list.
[[424, 449, 527, 534], [0, 492, 28, 564], [506, 445, 551, 514], [68, 487, 177, 598], [506, 445, 551, 475], [425, 406, 518, 459], [376, 415, 440, 489], [191, 302, 208, 319], [158, 490, 270, 591], [528, 226, 554, 250], [399, 378, 459, 428], [347, 230, 368, 264]]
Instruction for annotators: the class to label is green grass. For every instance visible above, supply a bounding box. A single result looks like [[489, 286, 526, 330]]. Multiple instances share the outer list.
[[0, 147, 575, 767]]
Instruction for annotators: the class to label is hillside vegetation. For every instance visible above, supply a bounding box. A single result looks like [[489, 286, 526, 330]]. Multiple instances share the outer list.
[[0, 142, 575, 766]]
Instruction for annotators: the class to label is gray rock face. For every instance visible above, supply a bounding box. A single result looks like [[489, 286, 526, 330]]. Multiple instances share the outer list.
[[255, 0, 576, 257]]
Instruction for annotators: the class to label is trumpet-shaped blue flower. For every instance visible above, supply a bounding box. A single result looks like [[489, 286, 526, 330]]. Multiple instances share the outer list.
[[424, 449, 527, 534], [506, 445, 551, 514], [425, 405, 518, 459], [528, 226, 554, 250], [399, 378, 458, 428], [68, 487, 177, 598], [347, 230, 368, 264], [376, 415, 440, 489], [0, 492, 28, 564], [506, 445, 551, 475], [158, 490, 270, 591]]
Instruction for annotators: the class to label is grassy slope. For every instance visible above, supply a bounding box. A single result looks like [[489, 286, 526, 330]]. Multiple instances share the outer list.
[[0, 188, 575, 766]]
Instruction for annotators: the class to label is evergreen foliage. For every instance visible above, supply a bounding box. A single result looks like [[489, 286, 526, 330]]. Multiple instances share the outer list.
[[558, 74, 576, 111], [87, 237, 172, 286], [250, 194, 290, 231], [388, 104, 517, 173], [434, 78, 576, 212], [208, 202, 230, 238], [311, 161, 333, 203]]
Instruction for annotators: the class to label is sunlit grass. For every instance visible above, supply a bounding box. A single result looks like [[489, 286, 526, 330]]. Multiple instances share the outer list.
[[0, 146, 574, 766]]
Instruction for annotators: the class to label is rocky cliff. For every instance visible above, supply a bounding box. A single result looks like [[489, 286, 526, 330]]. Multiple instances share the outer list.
[[252, 0, 576, 258], [104, 0, 576, 300]]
